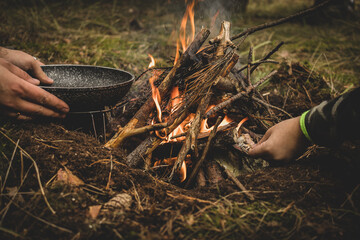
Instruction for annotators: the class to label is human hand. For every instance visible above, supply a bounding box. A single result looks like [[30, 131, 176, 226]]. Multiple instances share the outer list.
[[0, 47, 53, 85], [248, 117, 309, 161], [0, 58, 69, 120]]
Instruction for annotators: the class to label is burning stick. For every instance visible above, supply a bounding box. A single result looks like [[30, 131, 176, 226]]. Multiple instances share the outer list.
[[105, 28, 210, 149], [126, 109, 190, 168]]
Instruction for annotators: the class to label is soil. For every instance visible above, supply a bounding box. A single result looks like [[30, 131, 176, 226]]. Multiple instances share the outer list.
[[0, 63, 359, 239]]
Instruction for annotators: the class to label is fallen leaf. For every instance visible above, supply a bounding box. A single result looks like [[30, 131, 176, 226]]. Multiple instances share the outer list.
[[88, 205, 102, 219], [56, 167, 84, 186]]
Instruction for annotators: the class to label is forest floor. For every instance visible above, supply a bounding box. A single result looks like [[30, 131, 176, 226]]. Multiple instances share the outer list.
[[0, 0, 359, 239]]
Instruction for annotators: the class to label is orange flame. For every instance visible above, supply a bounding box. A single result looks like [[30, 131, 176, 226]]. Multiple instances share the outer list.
[[174, 40, 180, 66], [200, 106, 234, 133], [180, 161, 187, 182], [148, 54, 162, 122], [235, 117, 249, 133], [167, 87, 186, 141], [179, 0, 196, 52]]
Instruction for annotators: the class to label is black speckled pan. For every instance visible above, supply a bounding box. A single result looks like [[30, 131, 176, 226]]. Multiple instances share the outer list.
[[40, 65, 135, 111]]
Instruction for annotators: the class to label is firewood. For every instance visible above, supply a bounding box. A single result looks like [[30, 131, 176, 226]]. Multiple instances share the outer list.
[[185, 116, 223, 188], [105, 28, 210, 148], [204, 70, 278, 119], [126, 109, 189, 167], [169, 91, 212, 181], [169, 51, 239, 181]]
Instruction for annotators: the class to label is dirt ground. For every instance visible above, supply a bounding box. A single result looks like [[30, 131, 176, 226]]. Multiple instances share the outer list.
[[0, 0, 359, 239]]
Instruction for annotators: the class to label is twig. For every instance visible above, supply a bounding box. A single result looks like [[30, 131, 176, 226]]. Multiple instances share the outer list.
[[105, 155, 113, 190], [251, 41, 284, 74], [231, 0, 331, 41], [134, 67, 170, 82], [10, 200, 72, 233], [130, 180, 143, 211], [0, 162, 34, 224], [0, 129, 56, 214], [0, 226, 24, 239], [252, 96, 293, 118], [236, 59, 279, 73], [247, 47, 253, 86], [224, 169, 255, 201], [1, 139, 19, 193], [185, 116, 223, 188], [166, 191, 214, 204]]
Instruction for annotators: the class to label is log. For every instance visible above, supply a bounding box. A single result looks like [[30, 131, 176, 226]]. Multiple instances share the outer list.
[[126, 109, 189, 167], [105, 28, 210, 148]]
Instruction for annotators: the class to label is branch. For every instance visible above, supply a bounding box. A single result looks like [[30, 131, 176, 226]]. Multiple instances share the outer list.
[[231, 0, 331, 41]]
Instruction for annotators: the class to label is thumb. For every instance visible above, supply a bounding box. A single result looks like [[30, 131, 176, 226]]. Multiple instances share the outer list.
[[31, 61, 53, 85], [248, 141, 268, 158]]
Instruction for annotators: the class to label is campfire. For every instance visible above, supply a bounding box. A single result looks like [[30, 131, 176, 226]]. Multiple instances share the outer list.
[[104, 0, 329, 188]]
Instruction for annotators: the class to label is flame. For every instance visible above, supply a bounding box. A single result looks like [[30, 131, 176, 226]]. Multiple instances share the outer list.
[[200, 106, 234, 133], [180, 161, 187, 182], [174, 40, 180, 66], [148, 54, 162, 122], [167, 87, 186, 141], [148, 54, 156, 68], [179, 0, 196, 52], [235, 117, 249, 133], [153, 156, 190, 183]]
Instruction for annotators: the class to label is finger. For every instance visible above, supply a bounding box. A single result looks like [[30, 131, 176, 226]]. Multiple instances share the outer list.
[[255, 128, 272, 146], [248, 142, 270, 159], [37, 60, 45, 66], [1, 109, 33, 121], [7, 62, 40, 85], [20, 82, 70, 113], [14, 99, 67, 118], [30, 60, 53, 85]]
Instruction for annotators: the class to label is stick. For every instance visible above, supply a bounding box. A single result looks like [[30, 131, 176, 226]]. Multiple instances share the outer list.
[[105, 28, 210, 148], [204, 70, 278, 119], [251, 41, 284, 74], [231, 0, 331, 41], [185, 116, 223, 188], [247, 47, 253, 86], [252, 96, 293, 118], [169, 91, 212, 181], [225, 169, 255, 201], [126, 110, 189, 167]]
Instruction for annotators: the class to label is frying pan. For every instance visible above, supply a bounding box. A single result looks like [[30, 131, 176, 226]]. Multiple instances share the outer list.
[[40, 65, 135, 111]]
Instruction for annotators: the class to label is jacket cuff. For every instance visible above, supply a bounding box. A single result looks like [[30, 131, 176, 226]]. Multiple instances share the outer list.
[[300, 110, 313, 143]]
